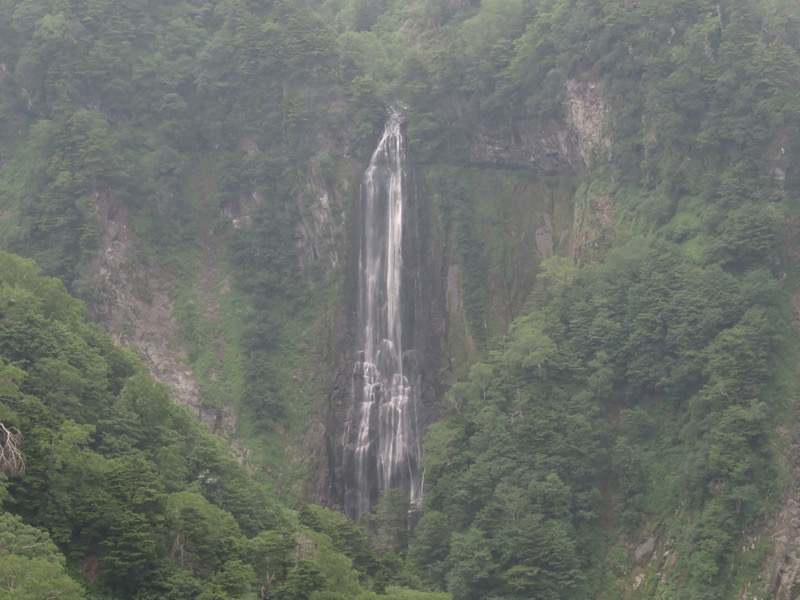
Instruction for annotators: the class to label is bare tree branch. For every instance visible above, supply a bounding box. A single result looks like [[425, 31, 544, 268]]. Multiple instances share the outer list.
[[0, 422, 25, 476]]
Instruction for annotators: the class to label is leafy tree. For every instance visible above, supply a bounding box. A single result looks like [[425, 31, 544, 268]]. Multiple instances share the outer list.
[[274, 560, 325, 600], [500, 516, 583, 599], [0, 555, 86, 599], [444, 527, 496, 600], [407, 510, 451, 589], [371, 488, 411, 554], [246, 530, 295, 595], [165, 491, 242, 575], [198, 559, 257, 600], [0, 512, 84, 599]]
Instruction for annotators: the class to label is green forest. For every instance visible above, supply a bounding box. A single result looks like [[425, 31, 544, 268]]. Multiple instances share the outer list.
[[0, 0, 799, 598]]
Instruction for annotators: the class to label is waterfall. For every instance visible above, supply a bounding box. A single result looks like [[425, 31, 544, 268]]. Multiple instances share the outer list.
[[344, 113, 423, 520]]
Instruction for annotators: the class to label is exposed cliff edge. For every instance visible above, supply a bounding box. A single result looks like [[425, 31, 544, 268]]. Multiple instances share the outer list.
[[90, 192, 225, 430], [295, 161, 346, 283], [307, 80, 614, 509], [466, 79, 611, 173], [467, 120, 581, 172], [82, 78, 615, 513], [565, 79, 612, 168]]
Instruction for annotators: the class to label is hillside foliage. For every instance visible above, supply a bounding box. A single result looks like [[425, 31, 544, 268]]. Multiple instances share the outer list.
[[0, 0, 799, 597], [0, 253, 441, 598]]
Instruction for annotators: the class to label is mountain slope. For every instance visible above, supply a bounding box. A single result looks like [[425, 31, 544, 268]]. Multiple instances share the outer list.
[[0, 0, 799, 598]]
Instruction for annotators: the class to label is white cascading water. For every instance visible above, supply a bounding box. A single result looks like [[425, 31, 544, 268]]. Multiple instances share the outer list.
[[344, 113, 422, 520]]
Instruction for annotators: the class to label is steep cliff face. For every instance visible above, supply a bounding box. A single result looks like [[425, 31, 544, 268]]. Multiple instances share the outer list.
[[465, 79, 611, 173], [295, 174, 341, 278], [87, 120, 357, 470], [565, 79, 612, 168], [0, 0, 794, 594], [90, 191, 225, 429], [311, 120, 445, 511], [450, 80, 612, 336], [83, 77, 615, 510], [430, 172, 571, 363], [286, 159, 362, 505], [467, 120, 581, 172], [307, 81, 612, 508]]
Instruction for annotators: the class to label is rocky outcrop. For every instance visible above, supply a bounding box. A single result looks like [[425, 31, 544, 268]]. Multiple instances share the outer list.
[[90, 191, 228, 431], [466, 79, 610, 173], [635, 536, 658, 562], [295, 158, 349, 282], [767, 133, 791, 202], [754, 296, 800, 598], [565, 79, 612, 167], [468, 120, 581, 173], [535, 212, 555, 259], [571, 188, 616, 265]]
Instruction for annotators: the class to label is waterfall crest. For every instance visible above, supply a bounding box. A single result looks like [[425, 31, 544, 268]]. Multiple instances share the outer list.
[[344, 113, 423, 520]]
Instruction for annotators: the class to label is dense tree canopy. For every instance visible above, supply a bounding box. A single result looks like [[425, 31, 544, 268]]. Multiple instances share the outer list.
[[0, 253, 442, 598], [0, 0, 798, 597]]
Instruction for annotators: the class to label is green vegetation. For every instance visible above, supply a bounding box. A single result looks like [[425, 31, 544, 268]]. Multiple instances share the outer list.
[[415, 240, 787, 598], [0, 0, 351, 495], [0, 513, 85, 599], [0, 0, 798, 597], [0, 252, 446, 599]]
